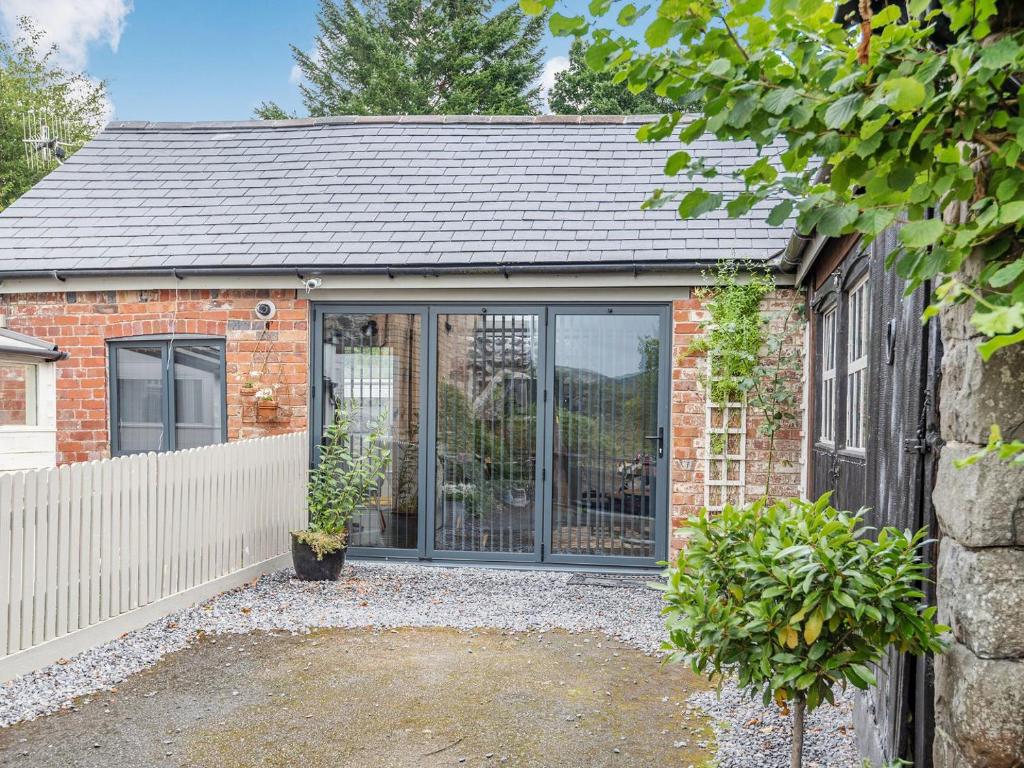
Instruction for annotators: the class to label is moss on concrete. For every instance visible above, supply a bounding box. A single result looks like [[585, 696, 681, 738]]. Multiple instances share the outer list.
[[0, 627, 716, 768]]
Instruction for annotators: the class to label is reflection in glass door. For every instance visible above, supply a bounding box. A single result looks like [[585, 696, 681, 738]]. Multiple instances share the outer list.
[[320, 311, 422, 551], [432, 311, 540, 557], [547, 311, 665, 561]]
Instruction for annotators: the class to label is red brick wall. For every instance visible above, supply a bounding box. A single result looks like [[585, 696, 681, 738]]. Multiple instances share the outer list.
[[669, 289, 805, 556], [0, 289, 308, 464], [2, 285, 804, 556]]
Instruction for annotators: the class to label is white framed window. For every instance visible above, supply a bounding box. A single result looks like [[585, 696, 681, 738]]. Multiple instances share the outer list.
[[819, 306, 837, 444], [845, 275, 870, 451], [0, 361, 38, 427], [0, 327, 62, 470]]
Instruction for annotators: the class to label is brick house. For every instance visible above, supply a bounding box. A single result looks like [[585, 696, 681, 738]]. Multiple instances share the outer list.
[[0, 115, 805, 567]]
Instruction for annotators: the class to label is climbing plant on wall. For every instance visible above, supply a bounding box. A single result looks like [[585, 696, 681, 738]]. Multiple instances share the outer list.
[[522, 0, 1024, 463], [689, 262, 804, 498]]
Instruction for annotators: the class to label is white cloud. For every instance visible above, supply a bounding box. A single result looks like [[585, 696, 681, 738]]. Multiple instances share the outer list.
[[289, 63, 304, 86], [0, 0, 133, 70], [538, 55, 569, 112]]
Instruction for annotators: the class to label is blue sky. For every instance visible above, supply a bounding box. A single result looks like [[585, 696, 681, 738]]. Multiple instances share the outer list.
[[1, 0, 594, 122]]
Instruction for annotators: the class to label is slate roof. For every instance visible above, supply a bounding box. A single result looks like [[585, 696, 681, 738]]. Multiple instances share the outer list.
[[0, 115, 791, 278]]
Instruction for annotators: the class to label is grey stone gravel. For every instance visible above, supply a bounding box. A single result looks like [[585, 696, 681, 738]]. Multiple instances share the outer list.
[[0, 562, 859, 767]]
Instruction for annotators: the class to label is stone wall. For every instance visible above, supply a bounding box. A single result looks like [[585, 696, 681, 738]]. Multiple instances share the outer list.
[[669, 288, 806, 556], [932, 269, 1024, 767], [0, 289, 309, 464]]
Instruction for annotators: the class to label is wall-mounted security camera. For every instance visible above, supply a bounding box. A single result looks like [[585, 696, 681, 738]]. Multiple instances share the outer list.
[[254, 300, 277, 321], [303, 277, 323, 293]]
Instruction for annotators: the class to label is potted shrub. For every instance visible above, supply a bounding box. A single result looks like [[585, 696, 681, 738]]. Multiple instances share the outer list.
[[661, 494, 948, 768], [292, 406, 390, 581]]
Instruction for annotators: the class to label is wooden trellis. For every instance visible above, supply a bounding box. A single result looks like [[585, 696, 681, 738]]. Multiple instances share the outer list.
[[703, 358, 747, 512]]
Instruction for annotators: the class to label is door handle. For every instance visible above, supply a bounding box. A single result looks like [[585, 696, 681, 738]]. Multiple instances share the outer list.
[[644, 427, 664, 458], [886, 319, 897, 365]]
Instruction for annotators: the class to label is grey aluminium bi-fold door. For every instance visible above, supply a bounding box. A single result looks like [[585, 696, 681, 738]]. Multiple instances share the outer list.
[[542, 306, 671, 566], [311, 303, 671, 567]]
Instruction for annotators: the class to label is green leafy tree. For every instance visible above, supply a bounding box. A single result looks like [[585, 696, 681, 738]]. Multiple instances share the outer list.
[[258, 0, 546, 118], [662, 495, 947, 767], [524, 0, 1024, 462], [548, 39, 682, 114], [0, 18, 106, 211]]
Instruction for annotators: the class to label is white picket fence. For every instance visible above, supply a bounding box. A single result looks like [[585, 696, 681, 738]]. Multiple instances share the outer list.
[[0, 432, 308, 681]]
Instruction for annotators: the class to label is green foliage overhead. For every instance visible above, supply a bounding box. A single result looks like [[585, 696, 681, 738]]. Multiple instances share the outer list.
[[523, 0, 1024, 460], [549, 39, 685, 115], [0, 18, 106, 212], [300, 405, 391, 558], [258, 0, 547, 119], [661, 494, 947, 763]]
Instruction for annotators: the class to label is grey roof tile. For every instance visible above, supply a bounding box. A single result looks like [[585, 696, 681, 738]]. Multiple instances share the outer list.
[[0, 116, 793, 275]]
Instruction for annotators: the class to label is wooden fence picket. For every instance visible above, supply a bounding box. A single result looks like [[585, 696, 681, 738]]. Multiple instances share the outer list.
[[0, 432, 306, 681]]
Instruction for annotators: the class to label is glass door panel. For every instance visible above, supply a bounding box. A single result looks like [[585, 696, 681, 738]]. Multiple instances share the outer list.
[[321, 312, 422, 550], [433, 311, 539, 556], [548, 312, 664, 560]]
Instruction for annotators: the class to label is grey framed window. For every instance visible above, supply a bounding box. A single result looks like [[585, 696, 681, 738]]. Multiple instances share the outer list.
[[108, 336, 227, 456]]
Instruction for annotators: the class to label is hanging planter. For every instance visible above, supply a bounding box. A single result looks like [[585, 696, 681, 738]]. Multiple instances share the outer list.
[[240, 381, 258, 400], [255, 387, 278, 422]]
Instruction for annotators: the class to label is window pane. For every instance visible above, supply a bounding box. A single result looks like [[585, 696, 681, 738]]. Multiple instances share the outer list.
[[0, 362, 36, 426], [845, 278, 869, 451], [174, 344, 224, 449], [819, 307, 837, 444], [322, 313, 421, 549], [116, 346, 165, 453], [434, 313, 538, 554]]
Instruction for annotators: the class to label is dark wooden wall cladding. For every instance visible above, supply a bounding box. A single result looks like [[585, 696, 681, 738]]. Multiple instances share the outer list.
[[805, 225, 942, 768]]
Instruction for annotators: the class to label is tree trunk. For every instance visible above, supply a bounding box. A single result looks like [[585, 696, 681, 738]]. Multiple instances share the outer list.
[[791, 696, 806, 768]]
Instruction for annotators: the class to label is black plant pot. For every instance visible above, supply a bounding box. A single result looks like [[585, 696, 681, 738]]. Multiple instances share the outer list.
[[291, 534, 347, 581]]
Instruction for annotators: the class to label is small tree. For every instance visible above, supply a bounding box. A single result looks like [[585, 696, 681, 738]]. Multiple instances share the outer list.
[[661, 494, 947, 768], [296, 405, 391, 559]]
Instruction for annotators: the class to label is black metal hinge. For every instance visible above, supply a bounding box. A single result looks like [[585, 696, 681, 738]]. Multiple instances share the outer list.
[[903, 437, 928, 454]]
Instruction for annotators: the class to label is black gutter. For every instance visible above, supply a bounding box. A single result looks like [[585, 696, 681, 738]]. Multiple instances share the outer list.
[[0, 257, 785, 282], [780, 233, 811, 273], [0, 343, 67, 362]]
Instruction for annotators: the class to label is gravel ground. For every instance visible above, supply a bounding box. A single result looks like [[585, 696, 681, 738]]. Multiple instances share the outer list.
[[0, 562, 860, 767]]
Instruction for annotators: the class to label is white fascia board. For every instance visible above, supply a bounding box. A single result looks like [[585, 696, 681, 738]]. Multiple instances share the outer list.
[[0, 268, 795, 297]]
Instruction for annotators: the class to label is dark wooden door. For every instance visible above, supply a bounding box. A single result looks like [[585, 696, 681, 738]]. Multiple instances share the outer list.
[[856, 227, 941, 768], [808, 226, 942, 767]]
